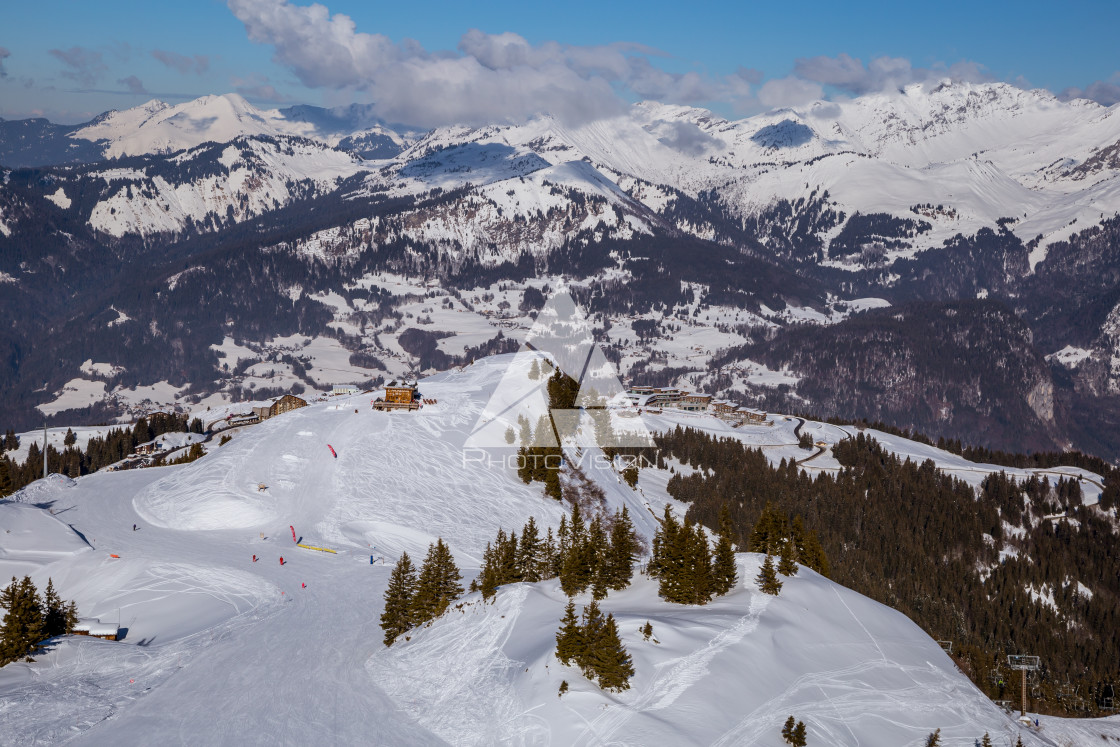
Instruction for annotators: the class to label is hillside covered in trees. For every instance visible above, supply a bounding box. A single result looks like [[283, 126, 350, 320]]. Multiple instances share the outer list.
[[654, 426, 1120, 717]]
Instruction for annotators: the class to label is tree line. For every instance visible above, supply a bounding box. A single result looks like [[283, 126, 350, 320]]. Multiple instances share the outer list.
[[0, 413, 203, 496], [472, 505, 640, 601]]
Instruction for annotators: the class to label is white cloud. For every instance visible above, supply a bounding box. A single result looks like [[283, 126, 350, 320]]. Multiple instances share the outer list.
[[758, 76, 823, 109], [226, 0, 754, 127], [655, 120, 720, 155], [793, 53, 990, 95], [1060, 72, 1120, 107]]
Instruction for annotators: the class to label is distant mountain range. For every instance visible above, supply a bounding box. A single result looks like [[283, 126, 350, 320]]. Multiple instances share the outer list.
[[2, 82, 1119, 459]]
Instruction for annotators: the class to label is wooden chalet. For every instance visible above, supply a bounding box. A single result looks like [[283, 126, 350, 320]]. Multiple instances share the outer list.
[[372, 381, 421, 411], [72, 619, 120, 641]]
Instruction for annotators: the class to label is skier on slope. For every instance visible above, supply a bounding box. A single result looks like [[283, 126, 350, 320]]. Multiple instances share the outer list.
[[279, 556, 284, 566]]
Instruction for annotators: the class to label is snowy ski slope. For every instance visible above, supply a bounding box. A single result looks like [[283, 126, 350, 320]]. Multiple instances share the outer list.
[[0, 355, 1117, 745]]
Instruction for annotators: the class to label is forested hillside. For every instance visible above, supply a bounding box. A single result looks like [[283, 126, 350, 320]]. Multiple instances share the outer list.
[[655, 426, 1120, 716]]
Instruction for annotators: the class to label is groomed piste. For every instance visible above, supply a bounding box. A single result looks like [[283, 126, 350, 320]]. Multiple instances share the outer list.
[[0, 355, 1117, 745]]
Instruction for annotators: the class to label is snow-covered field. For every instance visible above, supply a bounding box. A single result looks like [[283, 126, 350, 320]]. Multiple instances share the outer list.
[[1, 356, 1116, 745]]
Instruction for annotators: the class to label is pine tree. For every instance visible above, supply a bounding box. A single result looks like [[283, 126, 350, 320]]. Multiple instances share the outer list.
[[433, 539, 463, 607], [553, 516, 569, 579], [649, 506, 717, 605], [924, 728, 941, 747], [64, 601, 78, 634], [0, 575, 44, 665], [748, 503, 786, 554], [586, 516, 608, 598], [710, 504, 738, 597], [790, 721, 807, 747], [42, 579, 66, 638], [605, 506, 638, 591], [541, 526, 558, 580], [477, 542, 499, 600], [782, 716, 795, 743], [684, 522, 712, 604], [756, 553, 782, 596], [791, 516, 829, 577], [517, 517, 542, 583], [1014, 736, 1023, 747], [63, 428, 76, 447], [591, 567, 609, 601], [554, 601, 583, 666], [980, 734, 992, 747], [778, 536, 799, 577], [586, 613, 633, 692], [560, 505, 592, 597], [649, 505, 680, 596], [411, 540, 462, 624], [381, 552, 417, 645], [497, 529, 520, 585], [528, 359, 541, 381]]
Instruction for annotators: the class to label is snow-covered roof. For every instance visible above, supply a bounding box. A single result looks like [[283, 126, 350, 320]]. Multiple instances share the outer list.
[[73, 619, 119, 636]]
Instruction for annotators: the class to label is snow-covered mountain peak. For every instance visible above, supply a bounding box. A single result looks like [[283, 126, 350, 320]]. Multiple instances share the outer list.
[[72, 93, 302, 157]]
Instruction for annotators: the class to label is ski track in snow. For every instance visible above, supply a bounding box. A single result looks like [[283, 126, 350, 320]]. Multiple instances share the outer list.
[[367, 585, 532, 746], [712, 646, 1008, 747], [573, 583, 771, 746]]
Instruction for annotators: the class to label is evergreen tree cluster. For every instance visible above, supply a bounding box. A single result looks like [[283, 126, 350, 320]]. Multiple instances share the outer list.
[[379, 540, 463, 646], [748, 503, 829, 576], [0, 576, 78, 666], [781, 716, 807, 746], [472, 505, 639, 602], [554, 600, 634, 692], [653, 425, 1120, 717], [647, 504, 737, 605]]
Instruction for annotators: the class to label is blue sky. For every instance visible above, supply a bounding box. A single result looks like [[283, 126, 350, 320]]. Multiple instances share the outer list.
[[2, 0, 1118, 124]]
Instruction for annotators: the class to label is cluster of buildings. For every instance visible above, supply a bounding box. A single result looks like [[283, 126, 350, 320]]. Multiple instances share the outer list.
[[625, 386, 770, 425]]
